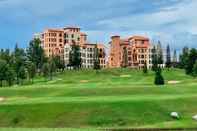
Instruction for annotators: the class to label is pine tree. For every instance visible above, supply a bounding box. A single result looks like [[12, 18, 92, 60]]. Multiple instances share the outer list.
[[166, 44, 171, 69], [26, 61, 36, 83], [93, 45, 101, 70], [5, 66, 15, 86], [18, 66, 27, 85], [42, 63, 50, 80], [154, 67, 165, 85], [172, 50, 178, 68], [27, 38, 46, 73], [49, 57, 56, 80], [69, 45, 82, 70], [185, 48, 197, 75], [157, 41, 163, 65], [13, 44, 26, 84], [152, 46, 158, 71], [0, 59, 7, 87], [179, 47, 189, 69]]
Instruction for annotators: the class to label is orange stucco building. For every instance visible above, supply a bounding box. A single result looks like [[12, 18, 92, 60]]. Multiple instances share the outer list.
[[108, 35, 150, 69], [39, 26, 106, 68], [41, 29, 64, 58]]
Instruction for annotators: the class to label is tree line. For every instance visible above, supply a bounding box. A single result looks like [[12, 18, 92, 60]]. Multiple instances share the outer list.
[[0, 39, 65, 87], [0, 39, 102, 87], [179, 47, 197, 77]]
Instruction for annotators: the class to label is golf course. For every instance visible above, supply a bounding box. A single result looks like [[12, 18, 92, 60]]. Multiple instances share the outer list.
[[0, 68, 197, 130]]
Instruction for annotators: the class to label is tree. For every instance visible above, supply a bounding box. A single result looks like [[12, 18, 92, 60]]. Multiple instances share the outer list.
[[172, 50, 178, 68], [69, 45, 82, 69], [192, 60, 197, 77], [152, 46, 158, 71], [27, 38, 46, 73], [26, 61, 36, 83], [18, 66, 27, 85], [93, 45, 101, 70], [48, 57, 56, 80], [0, 59, 7, 87], [53, 56, 65, 72], [42, 63, 50, 80], [143, 62, 148, 74], [122, 47, 128, 68], [154, 67, 165, 85], [13, 44, 26, 84], [5, 66, 15, 86], [157, 41, 163, 65], [166, 44, 171, 69], [179, 47, 189, 69], [185, 48, 197, 75]]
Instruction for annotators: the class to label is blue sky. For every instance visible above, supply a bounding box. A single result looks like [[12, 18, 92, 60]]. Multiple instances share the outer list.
[[0, 0, 197, 51]]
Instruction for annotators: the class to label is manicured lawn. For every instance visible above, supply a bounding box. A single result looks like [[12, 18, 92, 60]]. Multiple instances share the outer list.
[[0, 68, 197, 130]]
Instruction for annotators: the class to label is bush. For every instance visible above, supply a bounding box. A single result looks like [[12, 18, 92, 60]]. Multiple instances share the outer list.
[[154, 68, 165, 85]]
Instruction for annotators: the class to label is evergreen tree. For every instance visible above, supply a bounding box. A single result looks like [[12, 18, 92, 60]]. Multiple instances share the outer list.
[[93, 45, 101, 70], [42, 63, 50, 80], [166, 44, 171, 69], [172, 50, 178, 68], [0, 59, 7, 87], [122, 47, 128, 68], [26, 61, 36, 83], [157, 41, 163, 65], [179, 47, 189, 69], [152, 46, 158, 71], [192, 61, 197, 77], [69, 45, 82, 70], [48, 57, 56, 80], [5, 66, 15, 86], [154, 67, 165, 85], [53, 56, 65, 72], [185, 48, 197, 75], [27, 38, 46, 73], [13, 44, 26, 84], [18, 66, 26, 85]]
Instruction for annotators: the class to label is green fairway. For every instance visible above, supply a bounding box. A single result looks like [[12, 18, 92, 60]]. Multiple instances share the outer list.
[[0, 69, 197, 130]]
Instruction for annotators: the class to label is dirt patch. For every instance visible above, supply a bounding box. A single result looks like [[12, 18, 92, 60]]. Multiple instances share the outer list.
[[0, 97, 5, 102], [120, 75, 131, 78], [168, 81, 181, 84], [80, 80, 89, 83]]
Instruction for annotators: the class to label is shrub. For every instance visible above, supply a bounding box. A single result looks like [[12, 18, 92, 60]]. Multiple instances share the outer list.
[[154, 68, 165, 85]]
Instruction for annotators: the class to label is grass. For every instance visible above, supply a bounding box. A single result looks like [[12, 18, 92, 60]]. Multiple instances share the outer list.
[[0, 68, 197, 130]]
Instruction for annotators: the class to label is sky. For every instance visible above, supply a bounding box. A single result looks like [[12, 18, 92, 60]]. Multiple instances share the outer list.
[[0, 0, 197, 51]]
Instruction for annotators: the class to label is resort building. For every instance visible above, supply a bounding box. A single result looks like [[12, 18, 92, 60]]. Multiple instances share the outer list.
[[39, 26, 106, 69], [41, 29, 64, 58], [108, 35, 151, 69], [64, 43, 106, 69]]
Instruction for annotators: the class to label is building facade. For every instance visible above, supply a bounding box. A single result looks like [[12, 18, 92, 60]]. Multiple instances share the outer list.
[[64, 43, 106, 69], [108, 35, 150, 69], [39, 26, 106, 69], [41, 29, 64, 58]]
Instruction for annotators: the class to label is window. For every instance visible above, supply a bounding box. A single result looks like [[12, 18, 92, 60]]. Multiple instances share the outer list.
[[72, 34, 74, 38], [128, 51, 131, 55]]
